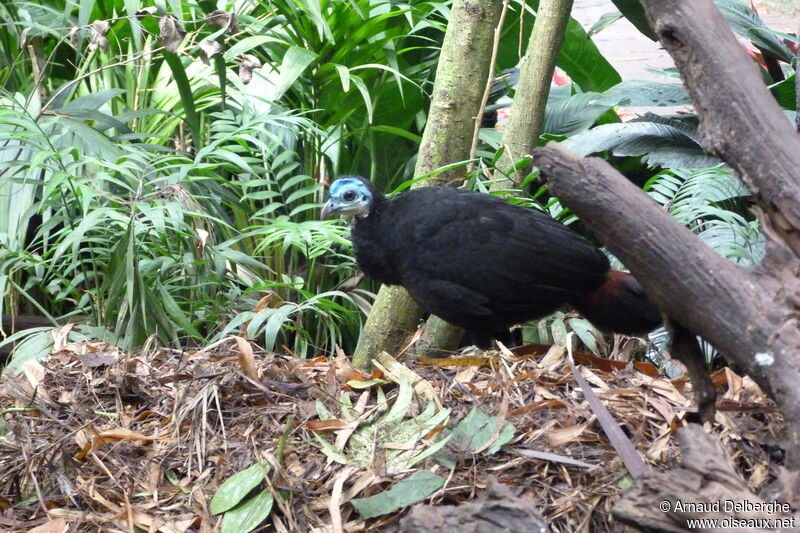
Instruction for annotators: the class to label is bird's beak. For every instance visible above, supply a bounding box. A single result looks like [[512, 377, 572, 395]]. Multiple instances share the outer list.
[[320, 200, 337, 220]]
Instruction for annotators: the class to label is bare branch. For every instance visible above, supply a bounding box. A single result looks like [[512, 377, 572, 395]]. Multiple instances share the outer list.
[[639, 0, 800, 258]]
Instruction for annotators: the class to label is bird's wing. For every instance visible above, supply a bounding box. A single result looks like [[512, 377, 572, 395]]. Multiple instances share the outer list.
[[389, 189, 609, 307]]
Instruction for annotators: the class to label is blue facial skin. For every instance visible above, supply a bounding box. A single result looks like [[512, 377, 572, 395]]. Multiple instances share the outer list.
[[321, 178, 373, 219]]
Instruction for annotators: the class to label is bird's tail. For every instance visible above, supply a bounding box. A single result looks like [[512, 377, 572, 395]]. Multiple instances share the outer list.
[[570, 269, 661, 335]]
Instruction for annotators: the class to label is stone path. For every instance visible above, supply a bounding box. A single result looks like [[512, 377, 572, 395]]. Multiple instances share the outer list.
[[571, 0, 674, 83], [571, 0, 798, 83]]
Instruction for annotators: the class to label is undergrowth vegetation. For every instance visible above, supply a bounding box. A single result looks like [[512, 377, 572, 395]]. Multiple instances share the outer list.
[[1, 0, 446, 363], [0, 0, 796, 369]]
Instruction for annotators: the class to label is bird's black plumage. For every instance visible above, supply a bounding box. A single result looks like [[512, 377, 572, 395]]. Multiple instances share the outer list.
[[322, 176, 661, 346]]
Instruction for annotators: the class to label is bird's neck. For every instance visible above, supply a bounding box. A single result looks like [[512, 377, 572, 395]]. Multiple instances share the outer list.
[[350, 193, 400, 284], [359, 193, 388, 220], [352, 193, 388, 235]]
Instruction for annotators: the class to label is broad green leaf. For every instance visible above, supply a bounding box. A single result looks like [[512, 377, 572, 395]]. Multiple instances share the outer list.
[[157, 283, 203, 339], [314, 433, 351, 464], [567, 318, 602, 356], [588, 11, 624, 38], [496, 0, 538, 70], [496, 4, 620, 92], [271, 47, 318, 100], [370, 125, 422, 143], [52, 108, 133, 134], [350, 470, 445, 518], [544, 92, 614, 136], [262, 304, 298, 350], [445, 407, 515, 455], [350, 75, 373, 123], [3, 328, 54, 375], [715, 0, 793, 63], [78, 0, 94, 27], [59, 119, 123, 159], [162, 53, 201, 148], [551, 317, 567, 346], [297, 0, 333, 42], [210, 461, 271, 515], [557, 18, 621, 92], [220, 489, 274, 533], [603, 80, 691, 107], [770, 75, 796, 110], [347, 378, 390, 389], [610, 0, 657, 40], [315, 399, 333, 420], [126, 0, 143, 49], [63, 89, 126, 111], [334, 64, 351, 92], [381, 376, 412, 425], [224, 36, 283, 59], [563, 116, 723, 169], [405, 431, 453, 468]]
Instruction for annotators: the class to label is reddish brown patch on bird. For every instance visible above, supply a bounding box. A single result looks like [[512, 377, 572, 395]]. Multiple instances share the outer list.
[[573, 269, 660, 335]]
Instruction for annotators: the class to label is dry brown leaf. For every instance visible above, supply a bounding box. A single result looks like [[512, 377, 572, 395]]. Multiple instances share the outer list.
[[302, 355, 329, 366], [646, 396, 678, 424], [158, 15, 185, 54], [238, 54, 262, 84], [578, 365, 610, 390], [450, 366, 479, 389], [21, 359, 46, 390], [329, 466, 358, 533], [724, 367, 743, 399], [129, 510, 195, 533], [1, 329, 786, 533], [205, 10, 239, 33], [546, 422, 592, 448], [748, 462, 770, 489], [307, 419, 355, 433], [135, 6, 157, 18], [199, 39, 223, 65], [645, 377, 689, 405], [97, 427, 154, 443], [418, 356, 492, 368], [508, 399, 566, 418], [233, 336, 258, 380], [88, 20, 109, 52], [334, 349, 372, 383], [27, 518, 68, 533], [538, 344, 567, 370], [568, 340, 649, 480], [645, 428, 674, 462], [51, 324, 74, 353], [374, 351, 439, 407]]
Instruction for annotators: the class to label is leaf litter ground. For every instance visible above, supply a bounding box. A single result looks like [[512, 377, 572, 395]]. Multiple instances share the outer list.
[[0, 335, 784, 532]]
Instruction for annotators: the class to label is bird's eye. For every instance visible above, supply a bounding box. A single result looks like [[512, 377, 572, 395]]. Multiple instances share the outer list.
[[343, 191, 356, 201]]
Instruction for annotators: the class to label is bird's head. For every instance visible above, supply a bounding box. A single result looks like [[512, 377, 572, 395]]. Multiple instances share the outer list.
[[321, 176, 377, 220]]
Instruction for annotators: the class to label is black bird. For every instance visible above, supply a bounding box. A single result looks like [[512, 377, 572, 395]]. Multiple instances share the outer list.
[[321, 176, 661, 347]]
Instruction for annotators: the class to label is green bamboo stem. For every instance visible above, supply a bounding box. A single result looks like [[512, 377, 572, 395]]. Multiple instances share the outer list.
[[492, 0, 574, 190]]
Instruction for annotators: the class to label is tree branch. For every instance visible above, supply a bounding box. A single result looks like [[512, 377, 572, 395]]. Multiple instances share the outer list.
[[531, 143, 800, 466], [639, 0, 800, 259], [613, 425, 797, 532]]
